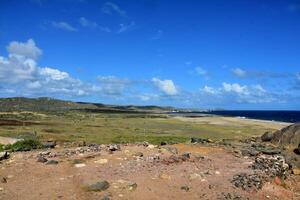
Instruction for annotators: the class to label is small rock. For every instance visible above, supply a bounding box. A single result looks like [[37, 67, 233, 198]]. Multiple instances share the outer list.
[[215, 171, 220, 175], [108, 144, 120, 151], [189, 173, 203, 180], [101, 196, 110, 200], [180, 185, 189, 192], [163, 146, 178, 154], [75, 163, 86, 168], [127, 182, 137, 191], [292, 168, 300, 175], [181, 152, 191, 159], [86, 180, 110, 192], [147, 144, 155, 149], [274, 176, 282, 185], [37, 156, 48, 163], [94, 159, 108, 164], [0, 177, 7, 183], [0, 151, 9, 161], [134, 152, 143, 157], [142, 141, 149, 147], [191, 137, 212, 144], [160, 141, 167, 146], [46, 160, 59, 165], [159, 173, 171, 180], [42, 141, 56, 149]]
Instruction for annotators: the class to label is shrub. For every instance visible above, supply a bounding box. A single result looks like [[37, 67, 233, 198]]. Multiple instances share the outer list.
[[4, 139, 42, 152]]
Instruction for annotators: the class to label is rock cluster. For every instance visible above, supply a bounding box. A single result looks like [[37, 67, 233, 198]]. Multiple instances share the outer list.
[[231, 173, 265, 190], [251, 155, 289, 179], [38, 144, 103, 158], [232, 155, 289, 190], [191, 137, 213, 144]]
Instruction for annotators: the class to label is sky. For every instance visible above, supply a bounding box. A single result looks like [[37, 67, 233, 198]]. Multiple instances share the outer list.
[[0, 0, 300, 110]]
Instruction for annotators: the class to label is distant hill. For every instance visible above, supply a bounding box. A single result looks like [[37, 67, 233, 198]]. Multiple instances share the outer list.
[[0, 97, 178, 113]]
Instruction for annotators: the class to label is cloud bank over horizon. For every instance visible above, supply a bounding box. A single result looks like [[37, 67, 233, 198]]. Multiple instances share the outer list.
[[0, 39, 298, 109]]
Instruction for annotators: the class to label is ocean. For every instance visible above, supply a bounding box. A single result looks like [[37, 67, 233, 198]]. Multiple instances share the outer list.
[[173, 110, 300, 123]]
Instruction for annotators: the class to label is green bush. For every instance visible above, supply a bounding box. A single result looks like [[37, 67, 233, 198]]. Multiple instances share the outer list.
[[4, 139, 42, 152]]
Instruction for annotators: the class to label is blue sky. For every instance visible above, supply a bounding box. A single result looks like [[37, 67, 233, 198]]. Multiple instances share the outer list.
[[0, 0, 300, 109]]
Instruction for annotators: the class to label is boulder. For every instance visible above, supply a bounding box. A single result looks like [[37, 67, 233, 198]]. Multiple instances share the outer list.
[[271, 123, 300, 146], [86, 181, 110, 192], [37, 156, 48, 163], [46, 160, 59, 165], [108, 144, 120, 151], [42, 140, 56, 149], [261, 132, 274, 142]]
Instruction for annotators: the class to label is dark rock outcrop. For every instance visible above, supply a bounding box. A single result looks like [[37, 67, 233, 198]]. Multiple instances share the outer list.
[[261, 132, 274, 142], [271, 123, 300, 146]]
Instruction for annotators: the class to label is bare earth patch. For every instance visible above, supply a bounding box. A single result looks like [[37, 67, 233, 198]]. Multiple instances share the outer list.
[[0, 143, 299, 200]]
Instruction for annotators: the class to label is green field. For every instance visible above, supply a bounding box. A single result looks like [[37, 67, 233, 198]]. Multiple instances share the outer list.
[[0, 110, 277, 145]]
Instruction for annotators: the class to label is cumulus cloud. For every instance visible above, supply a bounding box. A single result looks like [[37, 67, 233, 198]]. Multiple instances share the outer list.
[[200, 83, 275, 104], [52, 21, 77, 31], [102, 2, 126, 17], [232, 67, 246, 78], [7, 39, 42, 59], [222, 82, 249, 95], [0, 39, 96, 97], [152, 78, 178, 96], [201, 86, 217, 94]]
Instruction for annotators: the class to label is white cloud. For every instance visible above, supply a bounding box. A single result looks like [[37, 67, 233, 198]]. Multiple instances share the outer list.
[[39, 67, 70, 81], [79, 17, 98, 28], [26, 81, 42, 89], [52, 21, 77, 32], [232, 67, 246, 78], [0, 53, 38, 84], [79, 17, 111, 32], [152, 78, 178, 96], [102, 2, 126, 17], [202, 86, 217, 94], [0, 39, 94, 97], [222, 82, 249, 95], [118, 21, 135, 33], [97, 76, 131, 95], [7, 39, 42, 59], [200, 82, 275, 104], [195, 67, 207, 76]]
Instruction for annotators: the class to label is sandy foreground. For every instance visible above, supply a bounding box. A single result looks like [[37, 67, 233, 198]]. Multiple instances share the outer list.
[[0, 142, 300, 200]]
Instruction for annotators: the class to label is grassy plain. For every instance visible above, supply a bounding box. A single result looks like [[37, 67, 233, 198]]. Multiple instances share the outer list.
[[0, 110, 287, 145]]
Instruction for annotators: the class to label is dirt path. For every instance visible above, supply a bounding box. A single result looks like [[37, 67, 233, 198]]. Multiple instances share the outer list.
[[0, 144, 299, 200]]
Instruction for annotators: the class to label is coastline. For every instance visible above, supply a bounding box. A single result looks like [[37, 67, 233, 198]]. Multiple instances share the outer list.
[[172, 115, 290, 130]]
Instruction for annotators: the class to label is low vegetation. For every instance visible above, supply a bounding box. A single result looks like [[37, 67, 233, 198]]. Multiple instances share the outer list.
[[0, 109, 278, 146]]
